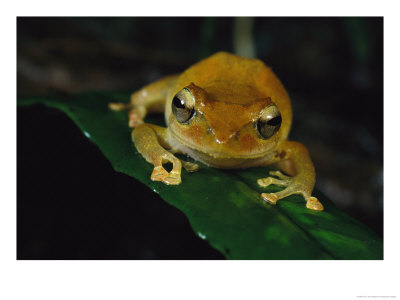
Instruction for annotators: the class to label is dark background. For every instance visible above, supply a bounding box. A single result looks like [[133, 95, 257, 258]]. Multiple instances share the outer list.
[[17, 17, 383, 259]]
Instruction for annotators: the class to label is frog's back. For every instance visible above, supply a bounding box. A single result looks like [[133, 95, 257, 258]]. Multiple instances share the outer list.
[[174, 52, 289, 104], [169, 52, 292, 139]]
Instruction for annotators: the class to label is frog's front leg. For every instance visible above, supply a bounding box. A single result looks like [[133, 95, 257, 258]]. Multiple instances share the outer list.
[[132, 124, 198, 185], [133, 124, 181, 184], [257, 141, 324, 211]]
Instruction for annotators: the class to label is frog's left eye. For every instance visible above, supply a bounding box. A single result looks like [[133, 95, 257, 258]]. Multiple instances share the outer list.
[[172, 88, 195, 124], [257, 104, 282, 139]]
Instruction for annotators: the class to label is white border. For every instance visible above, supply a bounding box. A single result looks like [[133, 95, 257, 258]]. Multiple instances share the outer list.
[[3, 0, 399, 299]]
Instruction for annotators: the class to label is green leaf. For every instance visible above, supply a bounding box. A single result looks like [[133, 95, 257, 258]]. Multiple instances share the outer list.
[[18, 92, 383, 260]]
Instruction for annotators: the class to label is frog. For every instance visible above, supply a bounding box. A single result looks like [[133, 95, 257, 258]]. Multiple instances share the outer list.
[[109, 52, 324, 211]]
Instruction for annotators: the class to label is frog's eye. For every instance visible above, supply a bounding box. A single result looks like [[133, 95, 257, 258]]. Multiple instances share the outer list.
[[257, 104, 282, 139], [172, 88, 195, 124]]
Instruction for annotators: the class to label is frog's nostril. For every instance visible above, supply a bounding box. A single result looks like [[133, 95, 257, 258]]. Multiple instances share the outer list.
[[215, 136, 228, 144], [214, 131, 236, 144]]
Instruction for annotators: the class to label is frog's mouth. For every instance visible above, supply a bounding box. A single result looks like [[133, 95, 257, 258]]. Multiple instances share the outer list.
[[169, 128, 274, 160]]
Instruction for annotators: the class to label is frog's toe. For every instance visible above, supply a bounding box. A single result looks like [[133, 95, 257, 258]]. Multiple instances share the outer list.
[[128, 115, 144, 128], [128, 108, 145, 128], [129, 119, 144, 128], [257, 177, 272, 187], [269, 170, 291, 180], [257, 176, 290, 188], [108, 102, 132, 111], [261, 193, 279, 205], [151, 167, 181, 185], [182, 161, 199, 172], [258, 171, 324, 211], [306, 196, 324, 211], [161, 171, 182, 185], [151, 166, 169, 182]]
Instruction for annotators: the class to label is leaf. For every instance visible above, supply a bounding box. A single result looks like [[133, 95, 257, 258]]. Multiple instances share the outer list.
[[18, 92, 383, 260]]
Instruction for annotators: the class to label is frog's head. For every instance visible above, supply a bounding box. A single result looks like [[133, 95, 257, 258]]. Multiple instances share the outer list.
[[168, 82, 284, 160]]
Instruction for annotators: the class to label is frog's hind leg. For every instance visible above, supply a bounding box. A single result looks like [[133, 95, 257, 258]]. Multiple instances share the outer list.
[[108, 101, 147, 128], [109, 74, 180, 128]]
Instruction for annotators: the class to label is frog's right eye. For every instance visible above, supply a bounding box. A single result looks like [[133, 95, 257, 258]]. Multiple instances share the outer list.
[[172, 88, 195, 124], [257, 104, 282, 139]]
